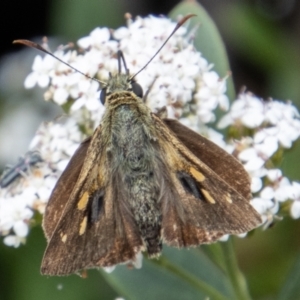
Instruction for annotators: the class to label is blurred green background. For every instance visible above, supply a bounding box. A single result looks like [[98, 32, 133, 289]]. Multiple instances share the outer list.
[[1, 1, 300, 299]]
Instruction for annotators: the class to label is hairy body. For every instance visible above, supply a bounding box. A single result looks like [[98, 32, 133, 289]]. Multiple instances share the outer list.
[[108, 99, 162, 255]]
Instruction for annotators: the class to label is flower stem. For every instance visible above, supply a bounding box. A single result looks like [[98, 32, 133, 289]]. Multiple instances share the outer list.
[[220, 239, 252, 300]]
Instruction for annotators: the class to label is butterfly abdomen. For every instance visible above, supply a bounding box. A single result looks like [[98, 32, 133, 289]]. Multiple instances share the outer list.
[[109, 103, 163, 256]]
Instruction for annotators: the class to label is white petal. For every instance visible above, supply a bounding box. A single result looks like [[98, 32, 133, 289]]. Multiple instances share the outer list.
[[218, 95, 229, 111], [113, 26, 129, 39], [217, 114, 233, 129], [219, 234, 229, 242], [254, 131, 266, 144], [103, 266, 116, 273], [53, 88, 69, 105], [260, 187, 274, 200], [278, 134, 292, 148], [20, 207, 34, 220], [71, 98, 85, 111], [77, 36, 92, 48], [267, 169, 282, 182], [32, 55, 43, 71], [251, 177, 262, 193], [86, 97, 101, 111], [24, 72, 38, 88], [3, 235, 22, 248], [203, 71, 219, 87], [37, 74, 50, 88], [237, 232, 247, 238], [291, 201, 300, 219], [290, 182, 300, 199], [255, 136, 278, 158], [198, 109, 215, 123], [241, 111, 264, 128], [274, 178, 292, 202], [250, 198, 266, 215], [57, 159, 69, 172], [90, 27, 110, 43], [244, 156, 265, 172], [238, 148, 257, 162], [13, 221, 29, 237]]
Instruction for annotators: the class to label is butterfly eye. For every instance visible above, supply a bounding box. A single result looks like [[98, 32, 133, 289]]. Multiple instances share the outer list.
[[131, 82, 143, 98], [100, 88, 107, 105]]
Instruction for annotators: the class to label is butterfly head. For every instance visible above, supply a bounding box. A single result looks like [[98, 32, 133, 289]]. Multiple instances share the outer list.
[[100, 50, 143, 105]]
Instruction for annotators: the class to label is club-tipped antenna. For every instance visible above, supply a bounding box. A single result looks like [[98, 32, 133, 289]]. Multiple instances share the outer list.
[[12, 39, 107, 85], [130, 14, 196, 81]]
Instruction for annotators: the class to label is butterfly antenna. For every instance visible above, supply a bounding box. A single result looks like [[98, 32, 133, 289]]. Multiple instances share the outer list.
[[130, 14, 196, 81], [12, 39, 106, 85], [117, 50, 130, 75]]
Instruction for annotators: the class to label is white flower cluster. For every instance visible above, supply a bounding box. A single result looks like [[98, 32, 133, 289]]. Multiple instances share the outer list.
[[218, 92, 300, 225], [0, 118, 83, 247], [23, 15, 227, 126]]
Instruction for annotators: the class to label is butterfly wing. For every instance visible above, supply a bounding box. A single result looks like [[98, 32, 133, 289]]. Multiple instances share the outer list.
[[152, 115, 262, 247], [43, 137, 91, 240], [163, 119, 251, 200], [41, 126, 143, 275]]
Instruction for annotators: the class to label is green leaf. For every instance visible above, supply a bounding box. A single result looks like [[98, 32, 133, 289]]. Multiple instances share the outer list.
[[49, 0, 124, 40], [0, 226, 117, 300], [169, 1, 235, 101], [101, 246, 233, 300], [277, 255, 300, 300], [216, 3, 300, 104]]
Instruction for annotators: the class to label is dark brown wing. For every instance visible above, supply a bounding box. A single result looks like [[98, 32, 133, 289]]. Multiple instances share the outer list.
[[41, 127, 142, 276], [152, 115, 262, 247], [163, 119, 250, 200], [43, 137, 91, 240]]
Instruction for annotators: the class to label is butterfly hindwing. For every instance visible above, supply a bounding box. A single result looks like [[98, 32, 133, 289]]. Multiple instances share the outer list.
[[163, 118, 251, 200]]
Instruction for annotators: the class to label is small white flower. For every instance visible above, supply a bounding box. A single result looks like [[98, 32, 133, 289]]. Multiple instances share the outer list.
[[260, 187, 274, 200], [267, 169, 282, 182], [13, 220, 29, 237], [24, 55, 55, 88], [195, 72, 229, 123], [242, 156, 265, 173], [77, 27, 111, 49], [218, 91, 300, 227], [274, 177, 292, 202], [3, 235, 25, 247], [254, 136, 278, 158], [251, 177, 262, 193], [251, 197, 279, 223]]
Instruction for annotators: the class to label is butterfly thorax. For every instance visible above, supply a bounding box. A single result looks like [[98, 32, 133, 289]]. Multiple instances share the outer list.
[[105, 95, 163, 256]]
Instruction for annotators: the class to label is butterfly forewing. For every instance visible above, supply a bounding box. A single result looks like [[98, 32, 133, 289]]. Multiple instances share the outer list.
[[41, 127, 143, 275], [43, 137, 91, 240]]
